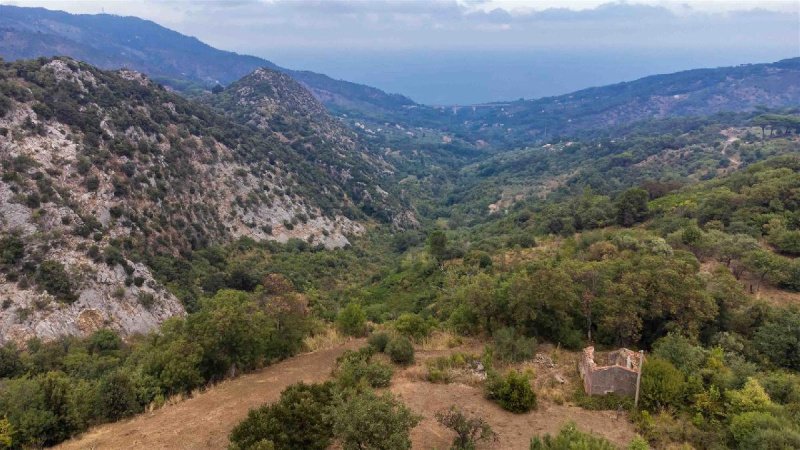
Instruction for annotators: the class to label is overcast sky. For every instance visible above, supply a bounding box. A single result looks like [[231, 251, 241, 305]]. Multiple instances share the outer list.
[[3, 0, 799, 103]]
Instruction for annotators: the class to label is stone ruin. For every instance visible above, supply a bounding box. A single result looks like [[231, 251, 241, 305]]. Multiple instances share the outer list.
[[578, 346, 643, 397]]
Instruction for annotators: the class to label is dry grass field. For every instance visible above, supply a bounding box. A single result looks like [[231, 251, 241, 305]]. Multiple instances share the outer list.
[[57, 335, 637, 450]]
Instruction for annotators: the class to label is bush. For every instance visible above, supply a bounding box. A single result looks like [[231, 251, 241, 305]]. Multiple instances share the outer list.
[[486, 370, 537, 413], [96, 371, 141, 421], [435, 406, 496, 450], [640, 357, 685, 410], [393, 313, 433, 341], [35, 260, 78, 303], [229, 382, 336, 450], [492, 327, 536, 363], [335, 347, 393, 389], [386, 336, 415, 366], [0, 234, 24, 265], [425, 353, 471, 384], [728, 411, 782, 447], [333, 390, 420, 450], [530, 422, 616, 450], [367, 331, 390, 352], [336, 302, 367, 337]]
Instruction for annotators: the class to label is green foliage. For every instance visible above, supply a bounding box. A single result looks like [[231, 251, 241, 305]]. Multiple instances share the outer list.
[[336, 302, 368, 337], [427, 230, 448, 262], [640, 357, 685, 411], [753, 309, 800, 371], [393, 313, 434, 341], [529, 422, 617, 450], [435, 406, 496, 450], [486, 369, 537, 413], [385, 336, 415, 366], [332, 390, 420, 450], [334, 347, 393, 389], [0, 417, 13, 450], [367, 331, 391, 352], [228, 382, 336, 450], [615, 188, 650, 226], [492, 327, 536, 363], [651, 334, 706, 376], [0, 289, 310, 448], [35, 260, 78, 303], [0, 234, 24, 265]]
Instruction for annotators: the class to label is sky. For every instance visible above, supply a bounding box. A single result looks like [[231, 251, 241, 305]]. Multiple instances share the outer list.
[[2, 0, 799, 103]]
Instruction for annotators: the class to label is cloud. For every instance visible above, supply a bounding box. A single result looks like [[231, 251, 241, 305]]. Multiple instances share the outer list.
[[1, 0, 797, 54]]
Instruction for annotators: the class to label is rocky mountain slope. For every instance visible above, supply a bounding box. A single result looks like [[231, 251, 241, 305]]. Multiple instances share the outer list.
[[204, 68, 416, 228], [0, 57, 390, 344], [0, 5, 414, 115]]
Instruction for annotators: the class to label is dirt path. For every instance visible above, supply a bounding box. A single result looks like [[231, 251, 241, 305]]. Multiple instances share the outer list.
[[56, 339, 364, 450]]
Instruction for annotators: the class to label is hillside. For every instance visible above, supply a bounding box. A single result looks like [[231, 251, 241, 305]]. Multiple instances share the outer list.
[[0, 57, 389, 344], [203, 68, 416, 228], [0, 5, 414, 114]]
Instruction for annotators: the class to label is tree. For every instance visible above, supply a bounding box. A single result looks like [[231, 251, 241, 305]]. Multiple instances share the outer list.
[[744, 250, 784, 293], [427, 230, 448, 262], [753, 309, 800, 370], [229, 382, 336, 450], [614, 188, 649, 227], [0, 417, 12, 450], [435, 406, 496, 450], [333, 390, 420, 450], [96, 371, 140, 421], [386, 336, 415, 366], [640, 357, 684, 410], [336, 302, 367, 337], [187, 289, 277, 380]]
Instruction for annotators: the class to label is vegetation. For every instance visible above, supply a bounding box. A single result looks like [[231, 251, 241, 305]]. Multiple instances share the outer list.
[[435, 406, 496, 450], [485, 369, 537, 413], [385, 336, 415, 366], [0, 288, 310, 447], [2, 52, 800, 449]]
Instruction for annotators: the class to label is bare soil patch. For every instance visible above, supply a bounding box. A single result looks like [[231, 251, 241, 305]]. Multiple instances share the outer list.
[[395, 344, 637, 450]]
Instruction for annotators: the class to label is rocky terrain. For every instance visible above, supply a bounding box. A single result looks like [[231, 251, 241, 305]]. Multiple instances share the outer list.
[[207, 67, 418, 228], [0, 58, 383, 344]]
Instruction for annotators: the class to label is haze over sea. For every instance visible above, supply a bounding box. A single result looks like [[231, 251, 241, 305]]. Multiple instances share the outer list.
[[268, 49, 796, 105]]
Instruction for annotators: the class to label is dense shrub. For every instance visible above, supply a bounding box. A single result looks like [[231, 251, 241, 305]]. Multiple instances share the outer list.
[[0, 234, 24, 265], [486, 370, 537, 413], [36, 260, 78, 303], [367, 331, 391, 352], [386, 336, 415, 366], [530, 422, 617, 450], [492, 327, 536, 363], [335, 347, 393, 389], [393, 313, 433, 341], [640, 357, 685, 410], [333, 390, 420, 450], [229, 382, 336, 450], [336, 302, 367, 337]]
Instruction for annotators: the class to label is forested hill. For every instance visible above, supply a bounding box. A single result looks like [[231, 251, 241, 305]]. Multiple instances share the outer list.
[[0, 57, 402, 344], [384, 58, 800, 149], [0, 5, 415, 113], [204, 67, 417, 227]]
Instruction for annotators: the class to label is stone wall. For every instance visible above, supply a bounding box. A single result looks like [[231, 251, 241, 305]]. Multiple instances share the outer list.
[[579, 346, 642, 397]]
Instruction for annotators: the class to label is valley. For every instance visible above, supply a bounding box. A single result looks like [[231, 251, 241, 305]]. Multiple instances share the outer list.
[[0, 4, 799, 450]]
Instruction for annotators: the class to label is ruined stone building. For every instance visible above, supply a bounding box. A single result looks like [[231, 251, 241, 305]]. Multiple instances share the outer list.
[[578, 346, 643, 396]]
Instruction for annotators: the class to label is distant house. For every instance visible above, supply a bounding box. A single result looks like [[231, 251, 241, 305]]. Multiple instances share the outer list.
[[578, 346, 643, 397]]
